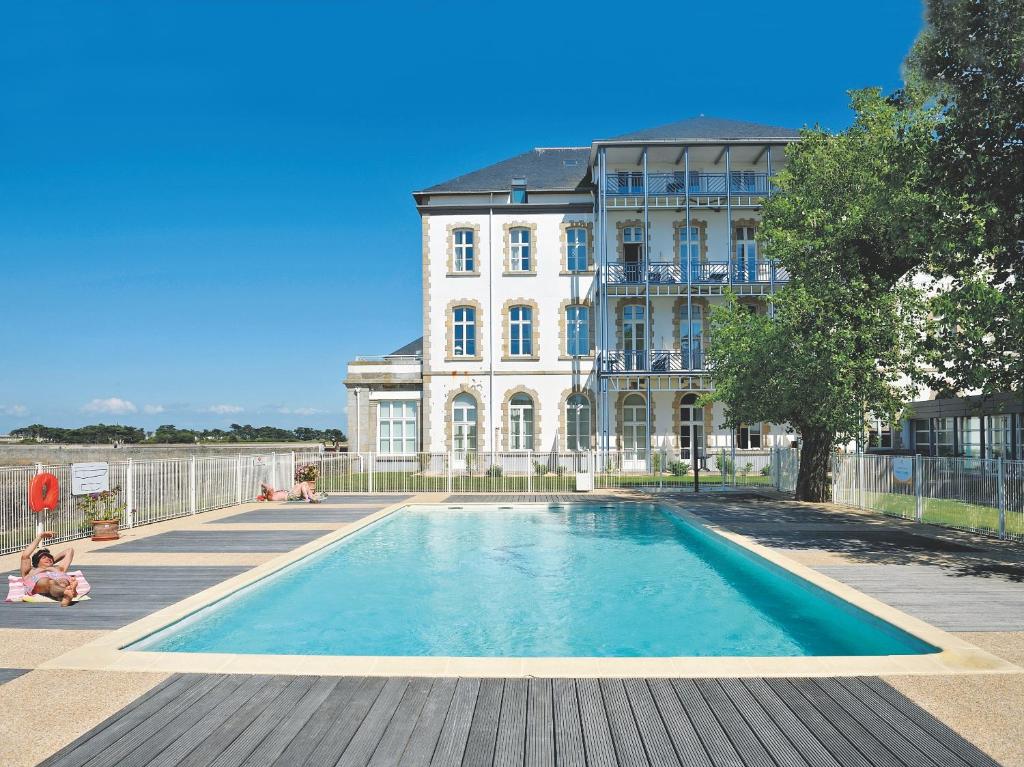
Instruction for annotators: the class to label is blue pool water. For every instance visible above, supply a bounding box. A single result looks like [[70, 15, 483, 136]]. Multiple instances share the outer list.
[[134, 504, 937, 657]]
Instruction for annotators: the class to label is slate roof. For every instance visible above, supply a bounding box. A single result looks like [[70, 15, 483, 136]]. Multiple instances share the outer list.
[[388, 337, 423, 357], [419, 147, 590, 194], [603, 116, 801, 143]]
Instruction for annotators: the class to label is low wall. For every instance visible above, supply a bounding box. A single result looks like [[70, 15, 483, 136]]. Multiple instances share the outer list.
[[0, 443, 339, 467]]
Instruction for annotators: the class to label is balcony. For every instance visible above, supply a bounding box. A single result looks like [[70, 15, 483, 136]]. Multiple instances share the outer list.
[[605, 171, 772, 197], [605, 260, 790, 286], [600, 349, 705, 374]]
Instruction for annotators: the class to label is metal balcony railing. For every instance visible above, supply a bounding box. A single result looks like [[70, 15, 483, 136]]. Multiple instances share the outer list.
[[605, 261, 790, 285], [600, 349, 706, 373], [605, 171, 772, 197]]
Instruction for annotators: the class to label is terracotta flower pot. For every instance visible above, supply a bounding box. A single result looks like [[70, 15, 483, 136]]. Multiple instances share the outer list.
[[90, 519, 120, 541]]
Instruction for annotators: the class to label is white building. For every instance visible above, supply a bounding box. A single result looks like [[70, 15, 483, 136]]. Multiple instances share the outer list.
[[346, 117, 805, 465]]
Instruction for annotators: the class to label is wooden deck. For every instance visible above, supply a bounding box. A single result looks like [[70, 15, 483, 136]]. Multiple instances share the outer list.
[[38, 673, 1000, 767]]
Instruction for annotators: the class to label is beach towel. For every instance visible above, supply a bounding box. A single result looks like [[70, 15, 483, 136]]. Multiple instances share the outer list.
[[6, 571, 92, 602]]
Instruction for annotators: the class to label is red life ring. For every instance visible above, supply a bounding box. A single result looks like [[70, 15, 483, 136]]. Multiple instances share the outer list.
[[29, 473, 60, 512]]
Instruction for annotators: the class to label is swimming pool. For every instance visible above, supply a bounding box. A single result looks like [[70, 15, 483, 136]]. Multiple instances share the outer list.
[[132, 503, 937, 657]]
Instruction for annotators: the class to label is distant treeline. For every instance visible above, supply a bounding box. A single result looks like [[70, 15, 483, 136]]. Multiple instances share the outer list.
[[10, 423, 346, 445]]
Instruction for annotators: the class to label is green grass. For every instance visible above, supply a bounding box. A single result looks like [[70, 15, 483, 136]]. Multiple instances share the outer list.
[[864, 491, 1023, 536]]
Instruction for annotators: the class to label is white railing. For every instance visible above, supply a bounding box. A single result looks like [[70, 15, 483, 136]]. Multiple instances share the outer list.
[[833, 453, 1024, 541]]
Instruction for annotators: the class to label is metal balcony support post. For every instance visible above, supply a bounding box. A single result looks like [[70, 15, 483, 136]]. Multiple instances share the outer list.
[[643, 147, 652, 470], [125, 458, 134, 529], [599, 147, 610, 452], [684, 146, 693, 370], [914, 454, 924, 522], [998, 456, 1006, 538], [725, 144, 733, 288]]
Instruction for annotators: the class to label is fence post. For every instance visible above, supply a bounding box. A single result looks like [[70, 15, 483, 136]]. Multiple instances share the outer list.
[[235, 454, 243, 504], [527, 450, 533, 493], [368, 453, 374, 494], [446, 452, 452, 494], [271, 452, 277, 488], [189, 455, 197, 514], [857, 453, 865, 510], [34, 463, 43, 535], [290, 451, 296, 486], [998, 456, 1006, 539], [914, 454, 923, 523], [125, 458, 135, 529]]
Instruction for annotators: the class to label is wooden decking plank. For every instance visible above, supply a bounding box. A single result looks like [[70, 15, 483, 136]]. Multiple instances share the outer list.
[[833, 678, 972, 767], [646, 679, 714, 767], [493, 677, 528, 767], [37, 674, 188, 767], [368, 677, 434, 767], [207, 676, 318, 767], [716, 679, 811, 767], [739, 680, 842, 767], [694, 679, 776, 767], [49, 674, 224, 767], [856, 678, 1002, 767], [811, 678, 940, 767], [430, 676, 480, 767], [622, 678, 682, 767], [398, 676, 458, 767], [576, 677, 618, 767], [237, 677, 340, 767], [763, 680, 874, 767], [272, 676, 364, 765], [671, 679, 745, 767], [174, 675, 295, 767], [600, 678, 649, 767], [337, 677, 413, 767], [785, 679, 905, 767], [552, 678, 587, 767], [304, 676, 387, 767], [118, 674, 253, 767], [461, 678, 504, 767], [526, 678, 556, 767]]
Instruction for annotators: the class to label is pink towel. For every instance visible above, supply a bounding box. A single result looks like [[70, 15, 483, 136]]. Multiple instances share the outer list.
[[6, 571, 91, 602]]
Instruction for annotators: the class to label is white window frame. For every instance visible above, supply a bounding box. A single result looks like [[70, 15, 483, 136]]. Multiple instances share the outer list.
[[679, 393, 705, 461], [377, 401, 417, 454], [680, 304, 703, 369], [509, 305, 533, 356], [567, 227, 588, 271], [509, 393, 534, 451], [453, 306, 476, 357], [453, 228, 474, 272], [622, 393, 648, 458], [735, 225, 758, 280], [452, 394, 478, 452], [566, 305, 589, 356], [566, 394, 591, 451], [510, 228, 531, 271]]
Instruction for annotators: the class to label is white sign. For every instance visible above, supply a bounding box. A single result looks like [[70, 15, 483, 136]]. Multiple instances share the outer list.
[[892, 456, 913, 484], [71, 462, 110, 495]]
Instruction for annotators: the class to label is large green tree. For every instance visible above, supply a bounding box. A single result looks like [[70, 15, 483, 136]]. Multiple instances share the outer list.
[[909, 0, 1024, 394], [705, 90, 933, 501]]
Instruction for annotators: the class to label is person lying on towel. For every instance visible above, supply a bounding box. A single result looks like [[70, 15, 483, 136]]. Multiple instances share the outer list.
[[20, 531, 79, 606]]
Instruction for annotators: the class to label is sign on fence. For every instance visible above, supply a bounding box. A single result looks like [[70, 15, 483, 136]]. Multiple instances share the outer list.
[[892, 456, 913, 484], [71, 462, 109, 495]]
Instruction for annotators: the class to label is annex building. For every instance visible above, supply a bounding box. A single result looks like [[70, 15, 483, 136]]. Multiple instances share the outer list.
[[345, 116, 805, 465]]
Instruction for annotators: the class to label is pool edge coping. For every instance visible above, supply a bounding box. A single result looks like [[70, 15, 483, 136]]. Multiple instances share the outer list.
[[39, 495, 1023, 679]]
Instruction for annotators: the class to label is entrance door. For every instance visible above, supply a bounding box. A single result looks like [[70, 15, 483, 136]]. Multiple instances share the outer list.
[[623, 226, 643, 282], [622, 393, 648, 470], [451, 394, 477, 471], [622, 304, 646, 370], [678, 394, 705, 461]]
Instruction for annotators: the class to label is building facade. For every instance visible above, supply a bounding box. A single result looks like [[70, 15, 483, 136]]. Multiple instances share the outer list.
[[347, 117, 805, 462]]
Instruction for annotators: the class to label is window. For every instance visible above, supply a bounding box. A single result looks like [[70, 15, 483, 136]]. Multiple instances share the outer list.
[[566, 394, 591, 451], [987, 415, 1012, 458], [453, 306, 476, 357], [737, 422, 762, 449], [453, 229, 474, 272], [509, 393, 534, 450], [912, 418, 932, 456], [567, 227, 588, 271], [566, 305, 590, 356], [378, 401, 417, 454], [622, 226, 644, 281], [735, 225, 758, 282], [622, 393, 647, 459], [679, 394, 705, 461], [511, 178, 528, 204], [959, 416, 982, 458], [509, 305, 533, 356], [622, 304, 645, 369], [452, 394, 477, 452], [867, 419, 893, 450], [679, 225, 700, 280], [934, 417, 955, 457], [680, 304, 703, 369], [510, 228, 531, 271]]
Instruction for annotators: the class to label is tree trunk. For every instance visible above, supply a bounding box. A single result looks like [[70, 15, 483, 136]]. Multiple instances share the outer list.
[[795, 426, 833, 502]]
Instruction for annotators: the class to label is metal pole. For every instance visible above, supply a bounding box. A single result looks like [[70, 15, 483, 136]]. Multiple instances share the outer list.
[[125, 458, 134, 529], [189, 455, 197, 515], [766, 145, 775, 317], [642, 146, 651, 471], [998, 456, 1006, 538], [290, 451, 296, 487], [914, 454, 924, 522], [857, 452, 865, 510], [235, 454, 243, 504], [725, 145, 733, 289], [600, 147, 610, 452], [684, 146, 693, 370], [34, 462, 43, 535], [368, 452, 374, 493]]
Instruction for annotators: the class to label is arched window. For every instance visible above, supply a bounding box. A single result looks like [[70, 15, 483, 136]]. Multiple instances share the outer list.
[[452, 393, 477, 452], [679, 393, 705, 461], [680, 304, 703, 369], [566, 394, 591, 451], [509, 393, 534, 450], [622, 394, 647, 458]]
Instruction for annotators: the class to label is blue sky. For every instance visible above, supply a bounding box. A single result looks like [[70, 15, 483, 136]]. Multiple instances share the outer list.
[[0, 1, 925, 434]]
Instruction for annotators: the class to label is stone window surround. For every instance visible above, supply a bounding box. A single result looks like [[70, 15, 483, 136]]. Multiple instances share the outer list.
[[671, 391, 713, 453], [672, 218, 709, 267], [559, 387, 597, 451], [501, 298, 540, 362], [614, 391, 657, 451], [446, 222, 482, 277], [503, 221, 538, 275], [445, 298, 484, 362], [443, 384, 486, 453], [559, 220, 595, 275], [499, 384, 542, 451], [558, 298, 596, 360]]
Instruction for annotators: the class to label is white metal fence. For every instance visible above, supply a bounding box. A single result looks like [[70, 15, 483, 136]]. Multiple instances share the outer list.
[[833, 453, 1024, 541]]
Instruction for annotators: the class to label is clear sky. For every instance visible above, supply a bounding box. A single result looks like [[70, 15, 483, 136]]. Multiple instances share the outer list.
[[0, 1, 925, 435]]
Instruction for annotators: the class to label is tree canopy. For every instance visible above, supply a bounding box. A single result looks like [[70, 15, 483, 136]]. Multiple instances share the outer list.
[[11, 423, 346, 445]]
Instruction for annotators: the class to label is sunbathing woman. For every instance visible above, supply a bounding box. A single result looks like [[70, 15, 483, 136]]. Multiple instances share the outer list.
[[259, 481, 322, 503], [20, 531, 78, 606]]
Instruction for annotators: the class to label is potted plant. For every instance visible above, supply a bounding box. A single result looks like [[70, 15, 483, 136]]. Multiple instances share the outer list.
[[294, 462, 320, 489], [78, 486, 126, 541]]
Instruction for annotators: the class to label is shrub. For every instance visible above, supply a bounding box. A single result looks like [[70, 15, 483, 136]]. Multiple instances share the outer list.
[[77, 486, 126, 522], [533, 461, 549, 476], [717, 450, 735, 476], [652, 453, 662, 473], [554, 465, 566, 476], [295, 463, 320, 483], [760, 464, 771, 476], [742, 462, 754, 475], [668, 461, 690, 476], [485, 465, 502, 478]]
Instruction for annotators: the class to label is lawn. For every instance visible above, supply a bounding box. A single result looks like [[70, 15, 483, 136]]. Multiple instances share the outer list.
[[864, 491, 1024, 537]]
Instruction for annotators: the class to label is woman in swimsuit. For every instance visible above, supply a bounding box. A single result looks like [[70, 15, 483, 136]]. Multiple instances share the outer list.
[[20, 531, 78, 606], [259, 481, 321, 503]]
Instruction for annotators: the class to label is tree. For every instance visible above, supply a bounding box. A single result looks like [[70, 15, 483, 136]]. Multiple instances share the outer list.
[[908, 0, 1024, 394], [705, 90, 933, 501]]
